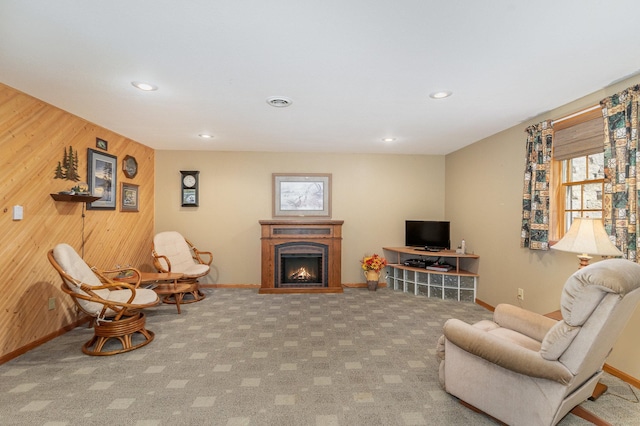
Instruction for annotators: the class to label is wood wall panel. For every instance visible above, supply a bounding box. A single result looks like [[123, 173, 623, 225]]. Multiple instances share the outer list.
[[0, 83, 155, 360]]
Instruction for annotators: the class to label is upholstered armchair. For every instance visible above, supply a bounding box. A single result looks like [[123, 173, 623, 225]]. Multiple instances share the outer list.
[[151, 231, 213, 302], [437, 258, 640, 426], [48, 243, 160, 356]]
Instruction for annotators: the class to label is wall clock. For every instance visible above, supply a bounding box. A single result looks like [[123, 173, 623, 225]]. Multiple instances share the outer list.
[[180, 170, 199, 207], [123, 155, 138, 179]]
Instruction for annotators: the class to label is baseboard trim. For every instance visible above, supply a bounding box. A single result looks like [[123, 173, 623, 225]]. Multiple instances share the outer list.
[[474, 298, 494, 312], [200, 283, 389, 289], [603, 363, 640, 389], [0, 317, 90, 365], [200, 283, 260, 288], [342, 282, 388, 288]]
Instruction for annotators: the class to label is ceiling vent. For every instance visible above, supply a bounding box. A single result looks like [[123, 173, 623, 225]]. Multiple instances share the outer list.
[[266, 96, 292, 107]]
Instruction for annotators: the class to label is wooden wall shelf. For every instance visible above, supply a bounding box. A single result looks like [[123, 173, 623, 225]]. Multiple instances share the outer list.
[[50, 193, 101, 203]]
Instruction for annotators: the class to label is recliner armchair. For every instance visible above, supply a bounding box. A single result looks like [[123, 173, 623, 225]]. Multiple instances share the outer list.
[[437, 258, 640, 426], [151, 231, 213, 302]]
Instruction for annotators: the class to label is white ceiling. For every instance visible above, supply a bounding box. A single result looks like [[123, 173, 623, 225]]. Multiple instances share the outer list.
[[2, 1, 640, 155]]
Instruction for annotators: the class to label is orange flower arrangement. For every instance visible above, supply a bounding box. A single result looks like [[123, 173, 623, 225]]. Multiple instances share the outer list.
[[361, 253, 388, 273]]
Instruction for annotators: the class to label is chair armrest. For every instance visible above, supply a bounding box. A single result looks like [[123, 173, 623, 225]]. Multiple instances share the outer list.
[[194, 249, 213, 266], [79, 280, 137, 300], [74, 281, 158, 312], [493, 304, 557, 342], [185, 238, 213, 266], [443, 318, 573, 384], [151, 253, 172, 273], [100, 267, 143, 288]]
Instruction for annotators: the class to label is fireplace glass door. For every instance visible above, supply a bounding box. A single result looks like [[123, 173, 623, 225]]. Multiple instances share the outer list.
[[275, 242, 328, 288], [280, 254, 323, 287]]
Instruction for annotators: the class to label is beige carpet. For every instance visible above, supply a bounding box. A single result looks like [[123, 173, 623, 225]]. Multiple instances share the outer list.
[[0, 288, 638, 425]]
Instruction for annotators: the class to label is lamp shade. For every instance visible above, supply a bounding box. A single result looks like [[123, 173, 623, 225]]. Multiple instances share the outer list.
[[551, 217, 623, 257]]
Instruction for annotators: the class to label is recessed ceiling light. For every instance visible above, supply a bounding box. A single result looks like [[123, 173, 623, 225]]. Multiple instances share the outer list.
[[429, 91, 452, 99], [266, 96, 292, 107], [131, 81, 158, 91], [382, 138, 396, 142], [199, 134, 214, 139]]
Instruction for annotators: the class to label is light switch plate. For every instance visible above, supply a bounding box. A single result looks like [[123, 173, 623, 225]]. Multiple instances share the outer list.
[[13, 205, 23, 220]]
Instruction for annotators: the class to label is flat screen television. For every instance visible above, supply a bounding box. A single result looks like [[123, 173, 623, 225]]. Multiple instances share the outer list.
[[405, 220, 450, 250]]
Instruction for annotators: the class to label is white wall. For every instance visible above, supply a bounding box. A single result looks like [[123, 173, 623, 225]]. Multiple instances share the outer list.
[[155, 151, 445, 285]]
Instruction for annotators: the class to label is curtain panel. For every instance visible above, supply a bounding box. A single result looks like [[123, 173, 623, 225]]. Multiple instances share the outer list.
[[521, 120, 553, 250], [600, 85, 640, 262]]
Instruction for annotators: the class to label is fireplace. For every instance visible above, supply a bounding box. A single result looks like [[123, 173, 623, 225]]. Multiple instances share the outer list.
[[277, 242, 327, 288], [259, 220, 343, 294]]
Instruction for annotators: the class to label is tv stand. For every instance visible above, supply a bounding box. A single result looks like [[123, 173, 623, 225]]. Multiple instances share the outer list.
[[424, 246, 445, 252], [383, 247, 479, 302], [412, 246, 447, 252]]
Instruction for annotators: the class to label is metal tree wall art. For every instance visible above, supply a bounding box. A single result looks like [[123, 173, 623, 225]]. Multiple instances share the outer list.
[[54, 145, 81, 181]]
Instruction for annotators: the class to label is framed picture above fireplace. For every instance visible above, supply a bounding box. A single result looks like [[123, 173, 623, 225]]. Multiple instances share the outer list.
[[273, 173, 332, 217]]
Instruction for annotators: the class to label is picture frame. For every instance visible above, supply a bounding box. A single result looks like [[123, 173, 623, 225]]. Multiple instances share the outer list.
[[121, 183, 139, 212], [87, 149, 117, 210], [96, 138, 108, 151], [122, 155, 138, 179], [273, 173, 331, 217]]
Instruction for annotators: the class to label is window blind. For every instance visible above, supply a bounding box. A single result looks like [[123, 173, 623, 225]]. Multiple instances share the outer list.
[[553, 109, 604, 161]]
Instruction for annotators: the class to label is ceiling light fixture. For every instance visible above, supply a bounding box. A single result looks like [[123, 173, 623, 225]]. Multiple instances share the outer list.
[[131, 81, 158, 91], [266, 96, 293, 108], [429, 91, 452, 99], [199, 134, 214, 139], [382, 138, 396, 142]]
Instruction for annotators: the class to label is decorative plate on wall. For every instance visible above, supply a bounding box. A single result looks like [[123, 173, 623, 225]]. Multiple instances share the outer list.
[[123, 155, 138, 179]]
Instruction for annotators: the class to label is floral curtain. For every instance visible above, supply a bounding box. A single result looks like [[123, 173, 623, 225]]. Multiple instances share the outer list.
[[600, 85, 640, 262], [521, 120, 554, 250]]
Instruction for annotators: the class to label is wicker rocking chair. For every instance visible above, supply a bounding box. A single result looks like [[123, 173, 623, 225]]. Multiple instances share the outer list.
[[48, 243, 160, 356], [151, 231, 213, 303]]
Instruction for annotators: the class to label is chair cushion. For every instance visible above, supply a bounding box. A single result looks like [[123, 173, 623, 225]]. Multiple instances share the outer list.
[[154, 231, 203, 274], [181, 263, 210, 278], [487, 327, 542, 352], [53, 243, 110, 315], [472, 319, 500, 332], [472, 319, 541, 352], [493, 303, 556, 342], [104, 288, 159, 317], [540, 320, 580, 360], [561, 259, 640, 326]]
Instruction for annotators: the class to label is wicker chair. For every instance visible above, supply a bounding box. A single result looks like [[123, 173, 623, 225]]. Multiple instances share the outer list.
[[151, 231, 213, 303], [48, 243, 159, 356]]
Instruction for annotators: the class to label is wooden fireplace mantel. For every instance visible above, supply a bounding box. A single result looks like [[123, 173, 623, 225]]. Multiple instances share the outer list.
[[259, 220, 344, 294]]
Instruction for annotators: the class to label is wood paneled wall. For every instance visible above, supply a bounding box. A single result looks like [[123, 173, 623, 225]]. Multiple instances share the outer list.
[[0, 83, 155, 360]]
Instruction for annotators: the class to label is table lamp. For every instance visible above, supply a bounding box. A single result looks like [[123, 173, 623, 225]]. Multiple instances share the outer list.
[[551, 217, 623, 268]]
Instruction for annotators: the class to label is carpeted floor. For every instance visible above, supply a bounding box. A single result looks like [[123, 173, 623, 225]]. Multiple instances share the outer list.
[[0, 288, 638, 425]]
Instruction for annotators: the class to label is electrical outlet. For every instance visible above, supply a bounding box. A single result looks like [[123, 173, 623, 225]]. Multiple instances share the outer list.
[[517, 288, 524, 301], [48, 297, 56, 310]]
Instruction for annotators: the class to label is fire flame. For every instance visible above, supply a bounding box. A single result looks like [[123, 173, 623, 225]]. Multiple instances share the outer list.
[[289, 267, 312, 281]]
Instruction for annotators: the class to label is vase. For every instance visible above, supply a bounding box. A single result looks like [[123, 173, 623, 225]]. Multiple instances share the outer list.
[[364, 270, 380, 291]]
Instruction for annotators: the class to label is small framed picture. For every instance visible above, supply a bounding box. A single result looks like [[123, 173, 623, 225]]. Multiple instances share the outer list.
[[273, 173, 331, 217], [121, 183, 139, 212], [96, 138, 108, 151]]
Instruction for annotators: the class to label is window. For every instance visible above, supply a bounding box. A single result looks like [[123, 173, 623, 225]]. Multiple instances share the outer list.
[[559, 152, 605, 232], [551, 106, 604, 239]]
